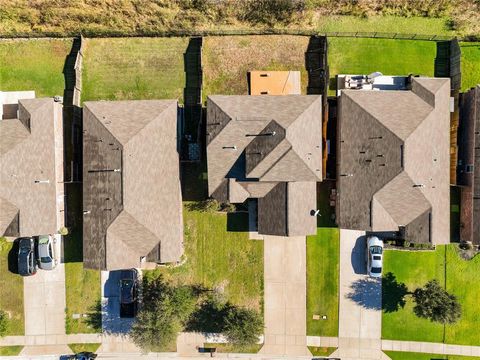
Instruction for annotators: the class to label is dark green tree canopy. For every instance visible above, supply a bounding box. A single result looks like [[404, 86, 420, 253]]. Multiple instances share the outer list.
[[412, 279, 461, 324]]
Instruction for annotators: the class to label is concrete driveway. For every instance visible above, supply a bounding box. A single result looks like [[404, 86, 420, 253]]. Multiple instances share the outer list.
[[101, 270, 135, 335], [260, 235, 310, 356], [334, 229, 384, 360], [23, 235, 65, 336]]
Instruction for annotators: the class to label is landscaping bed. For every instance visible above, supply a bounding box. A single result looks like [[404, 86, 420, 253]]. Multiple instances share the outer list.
[[382, 245, 480, 345], [0, 39, 71, 97], [0, 238, 24, 335]]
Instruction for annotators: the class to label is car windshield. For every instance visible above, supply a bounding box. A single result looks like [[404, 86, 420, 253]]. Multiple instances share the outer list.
[[370, 245, 383, 254], [41, 257, 51, 263], [371, 267, 382, 273]]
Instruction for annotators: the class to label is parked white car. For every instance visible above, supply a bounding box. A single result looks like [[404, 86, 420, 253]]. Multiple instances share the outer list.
[[366, 236, 383, 278], [38, 235, 58, 270]]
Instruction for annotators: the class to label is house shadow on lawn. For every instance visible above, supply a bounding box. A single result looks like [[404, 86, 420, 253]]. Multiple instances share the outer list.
[[7, 239, 19, 274]]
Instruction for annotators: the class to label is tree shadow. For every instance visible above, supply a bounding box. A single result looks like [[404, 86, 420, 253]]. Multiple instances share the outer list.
[[186, 297, 231, 333], [382, 272, 409, 313], [346, 277, 382, 310], [84, 299, 102, 332]]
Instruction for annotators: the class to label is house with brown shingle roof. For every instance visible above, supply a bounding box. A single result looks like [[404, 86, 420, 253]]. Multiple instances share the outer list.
[[336, 77, 451, 245], [82, 100, 183, 271], [457, 85, 480, 245], [206, 95, 322, 237], [0, 91, 65, 237]]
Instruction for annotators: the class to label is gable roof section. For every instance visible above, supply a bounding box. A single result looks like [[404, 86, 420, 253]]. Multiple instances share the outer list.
[[0, 98, 62, 237], [337, 77, 450, 244], [83, 100, 183, 270], [207, 95, 322, 198]]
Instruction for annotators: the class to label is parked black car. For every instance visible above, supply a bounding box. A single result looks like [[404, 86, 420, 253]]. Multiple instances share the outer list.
[[65, 352, 97, 360], [119, 268, 139, 318], [17, 237, 36, 276]]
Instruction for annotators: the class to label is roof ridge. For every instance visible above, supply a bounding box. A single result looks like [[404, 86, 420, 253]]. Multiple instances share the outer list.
[[344, 91, 406, 142], [125, 100, 177, 146]]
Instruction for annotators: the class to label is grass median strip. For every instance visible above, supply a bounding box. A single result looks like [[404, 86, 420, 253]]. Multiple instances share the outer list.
[[68, 343, 101, 354], [0, 346, 23, 356], [385, 351, 480, 360], [306, 228, 339, 337]]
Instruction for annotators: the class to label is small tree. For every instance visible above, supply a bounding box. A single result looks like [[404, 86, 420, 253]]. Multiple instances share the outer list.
[[130, 276, 197, 352], [412, 279, 461, 324], [0, 310, 8, 337], [223, 307, 263, 346]]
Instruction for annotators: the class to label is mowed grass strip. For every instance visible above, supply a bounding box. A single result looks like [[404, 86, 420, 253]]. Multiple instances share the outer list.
[[82, 37, 188, 102], [0, 346, 23, 356], [203, 35, 309, 98], [382, 245, 480, 345], [306, 228, 339, 337], [385, 351, 480, 360], [0, 39, 71, 97], [460, 42, 480, 91], [316, 15, 455, 35], [0, 238, 24, 335], [153, 204, 263, 310], [68, 343, 101, 354]]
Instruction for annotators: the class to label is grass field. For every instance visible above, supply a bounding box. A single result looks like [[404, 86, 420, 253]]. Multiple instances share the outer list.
[[202, 35, 437, 98], [152, 204, 263, 310], [203, 35, 309, 99], [0, 346, 23, 356], [316, 16, 455, 35], [306, 228, 339, 337], [68, 343, 101, 354], [64, 184, 101, 334], [0, 238, 24, 335], [461, 42, 480, 91], [385, 351, 480, 360], [82, 37, 188, 102], [382, 246, 480, 345], [0, 39, 71, 97]]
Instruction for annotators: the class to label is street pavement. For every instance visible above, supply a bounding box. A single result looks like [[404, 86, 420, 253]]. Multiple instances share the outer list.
[[259, 235, 310, 357], [23, 235, 65, 337], [332, 229, 385, 360]]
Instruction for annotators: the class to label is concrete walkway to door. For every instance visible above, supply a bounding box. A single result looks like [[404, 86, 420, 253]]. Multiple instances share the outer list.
[[331, 229, 386, 360], [260, 235, 310, 356]]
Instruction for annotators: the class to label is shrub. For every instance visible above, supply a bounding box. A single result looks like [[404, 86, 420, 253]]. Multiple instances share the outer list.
[[224, 307, 263, 346], [413, 279, 461, 324]]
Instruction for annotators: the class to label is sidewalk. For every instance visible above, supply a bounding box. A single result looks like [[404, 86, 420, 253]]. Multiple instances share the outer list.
[[382, 340, 480, 357]]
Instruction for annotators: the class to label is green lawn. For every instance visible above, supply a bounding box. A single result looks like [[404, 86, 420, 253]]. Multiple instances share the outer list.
[[152, 204, 263, 310], [306, 228, 339, 337], [64, 184, 101, 334], [0, 39, 71, 97], [0, 346, 23, 356], [382, 245, 480, 345], [68, 343, 101, 354], [0, 238, 24, 335], [317, 16, 455, 36], [328, 38, 436, 94], [204, 343, 262, 353], [385, 351, 480, 360], [308, 346, 337, 357], [82, 37, 188, 102], [461, 42, 480, 91]]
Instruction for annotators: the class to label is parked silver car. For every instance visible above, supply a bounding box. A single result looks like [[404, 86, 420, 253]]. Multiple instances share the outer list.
[[366, 236, 383, 278], [38, 235, 58, 270]]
